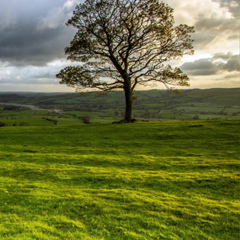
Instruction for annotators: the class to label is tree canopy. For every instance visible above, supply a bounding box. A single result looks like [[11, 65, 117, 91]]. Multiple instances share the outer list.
[[56, 0, 194, 122]]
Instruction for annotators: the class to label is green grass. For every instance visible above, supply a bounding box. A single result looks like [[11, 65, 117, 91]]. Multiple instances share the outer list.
[[0, 120, 239, 239]]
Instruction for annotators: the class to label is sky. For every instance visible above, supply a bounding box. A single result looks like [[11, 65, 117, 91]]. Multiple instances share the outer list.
[[0, 0, 239, 92]]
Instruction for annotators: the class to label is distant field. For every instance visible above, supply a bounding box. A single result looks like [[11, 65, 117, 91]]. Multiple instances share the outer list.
[[0, 88, 239, 125], [0, 120, 239, 239]]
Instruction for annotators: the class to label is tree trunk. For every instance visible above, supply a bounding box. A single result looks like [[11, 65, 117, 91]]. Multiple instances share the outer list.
[[124, 82, 133, 122]]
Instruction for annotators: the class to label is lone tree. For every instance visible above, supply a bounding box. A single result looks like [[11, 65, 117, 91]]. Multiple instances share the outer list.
[[56, 0, 194, 122]]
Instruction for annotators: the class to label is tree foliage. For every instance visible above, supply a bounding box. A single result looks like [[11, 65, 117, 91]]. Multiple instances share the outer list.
[[56, 0, 194, 122]]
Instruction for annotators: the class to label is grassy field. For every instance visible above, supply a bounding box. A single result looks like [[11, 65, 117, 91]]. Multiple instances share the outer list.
[[0, 120, 239, 239]]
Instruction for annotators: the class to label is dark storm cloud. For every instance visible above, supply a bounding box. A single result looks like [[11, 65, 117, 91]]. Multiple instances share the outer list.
[[0, 0, 77, 66], [0, 27, 74, 66], [181, 53, 240, 75]]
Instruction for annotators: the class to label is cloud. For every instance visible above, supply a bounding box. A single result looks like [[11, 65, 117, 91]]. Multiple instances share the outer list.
[[167, 0, 231, 25], [0, 0, 239, 91], [181, 59, 217, 75], [221, 55, 240, 71], [167, 0, 238, 54], [194, 15, 238, 49], [0, 0, 77, 67], [181, 53, 240, 75], [215, 0, 240, 17], [37, 0, 78, 31], [0, 59, 71, 85]]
